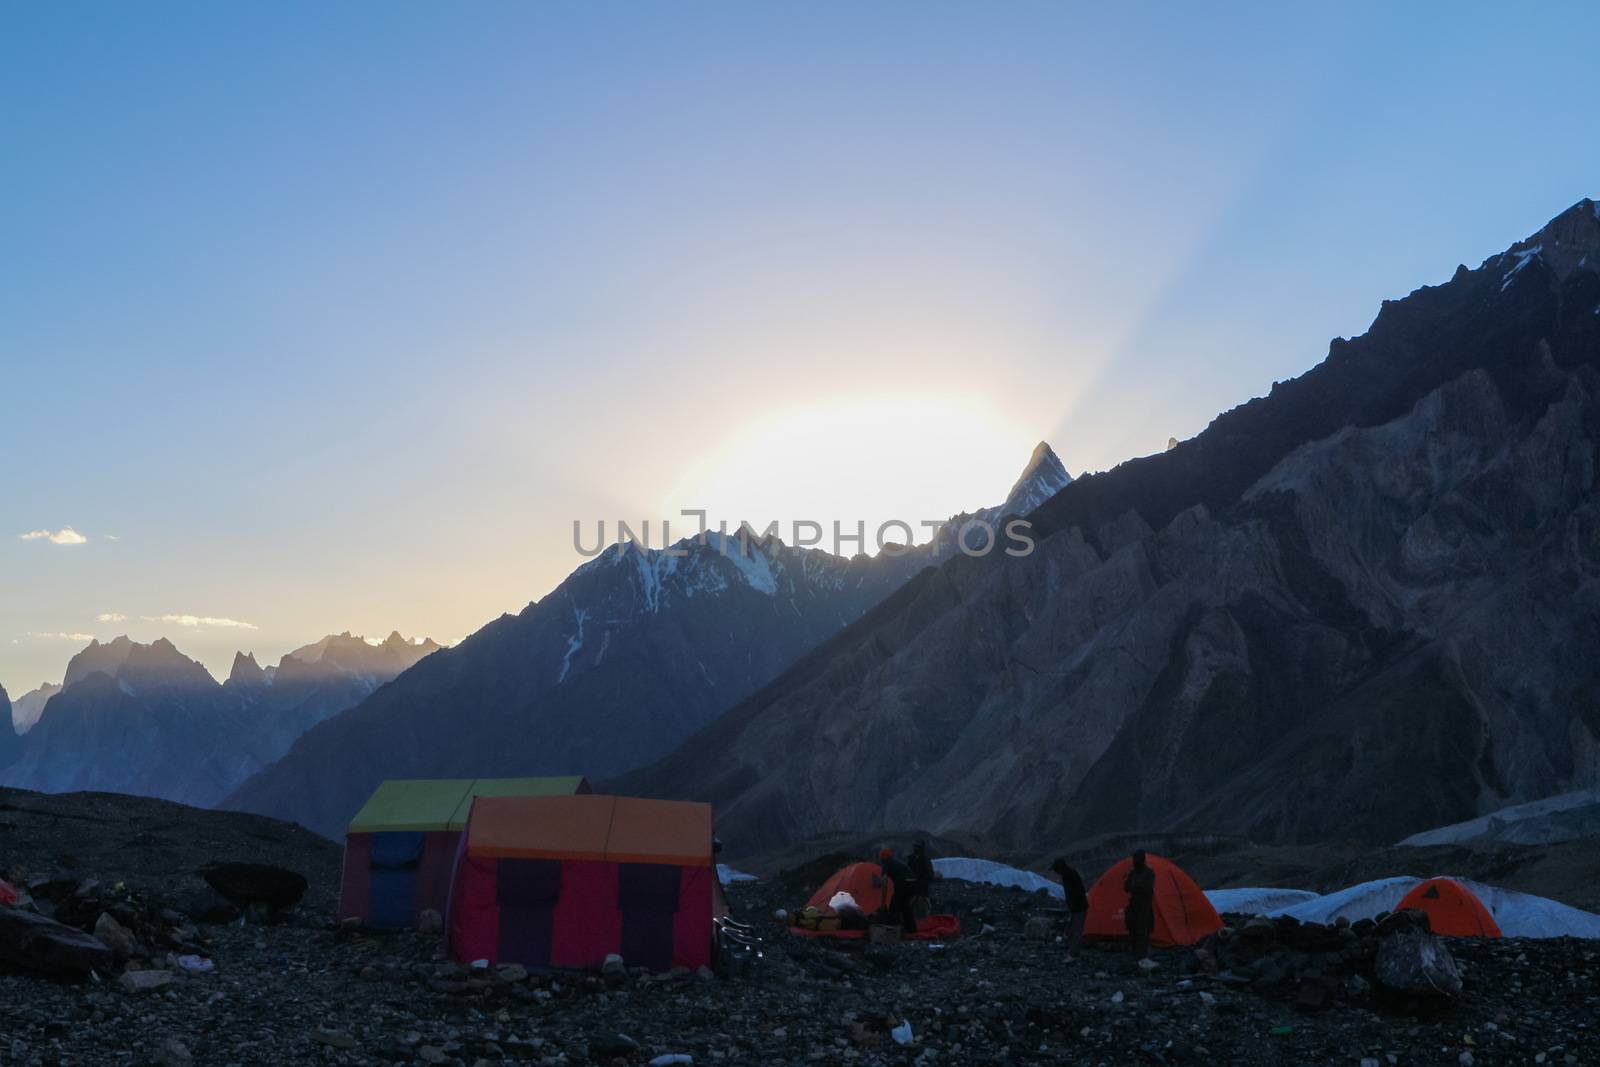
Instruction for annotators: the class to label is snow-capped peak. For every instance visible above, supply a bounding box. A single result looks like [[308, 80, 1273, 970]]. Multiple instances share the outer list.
[[1492, 197, 1600, 293], [999, 441, 1073, 517]]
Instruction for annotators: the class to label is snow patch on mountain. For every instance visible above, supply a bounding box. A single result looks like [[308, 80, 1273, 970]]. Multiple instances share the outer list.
[[1501, 244, 1542, 291], [557, 606, 588, 684], [719, 537, 778, 596]]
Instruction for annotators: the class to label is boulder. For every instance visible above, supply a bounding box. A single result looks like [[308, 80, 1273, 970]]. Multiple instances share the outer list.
[[177, 883, 242, 924], [93, 912, 138, 960], [494, 962, 528, 984], [1374, 927, 1462, 999], [197, 862, 307, 911], [0, 906, 114, 975], [118, 969, 174, 994]]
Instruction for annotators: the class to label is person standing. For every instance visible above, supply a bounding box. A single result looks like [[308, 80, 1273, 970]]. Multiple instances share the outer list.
[[1050, 858, 1089, 958], [907, 840, 936, 920], [877, 847, 919, 934], [1122, 850, 1156, 959]]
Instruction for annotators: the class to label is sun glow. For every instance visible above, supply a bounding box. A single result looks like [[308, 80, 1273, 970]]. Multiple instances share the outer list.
[[667, 394, 1039, 553]]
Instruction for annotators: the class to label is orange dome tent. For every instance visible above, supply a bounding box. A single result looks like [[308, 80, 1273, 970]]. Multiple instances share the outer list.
[[789, 862, 961, 941], [805, 862, 892, 915], [1395, 878, 1502, 938], [1084, 854, 1223, 947]]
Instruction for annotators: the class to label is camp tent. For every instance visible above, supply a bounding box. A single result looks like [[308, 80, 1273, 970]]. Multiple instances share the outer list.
[[447, 794, 716, 972], [806, 862, 892, 915], [1396, 877, 1503, 938], [338, 776, 589, 928], [788, 862, 961, 941], [1084, 854, 1223, 947]]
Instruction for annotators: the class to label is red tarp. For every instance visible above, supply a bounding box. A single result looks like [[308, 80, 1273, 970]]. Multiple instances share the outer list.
[[789, 914, 962, 941]]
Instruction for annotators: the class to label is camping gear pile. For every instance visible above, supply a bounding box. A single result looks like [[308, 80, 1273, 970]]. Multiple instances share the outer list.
[[786, 862, 961, 941]]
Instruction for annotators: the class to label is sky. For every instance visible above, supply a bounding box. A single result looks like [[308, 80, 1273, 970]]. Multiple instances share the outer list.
[[3, 2, 1598, 693]]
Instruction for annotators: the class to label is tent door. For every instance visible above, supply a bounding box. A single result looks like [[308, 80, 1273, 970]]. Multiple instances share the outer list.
[[618, 863, 682, 971], [369, 832, 426, 928], [497, 859, 564, 969]]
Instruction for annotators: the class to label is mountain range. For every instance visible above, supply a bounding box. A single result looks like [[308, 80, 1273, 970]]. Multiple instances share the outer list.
[[8, 682, 63, 735], [0, 632, 440, 806], [616, 198, 1600, 854], [224, 449, 1072, 837]]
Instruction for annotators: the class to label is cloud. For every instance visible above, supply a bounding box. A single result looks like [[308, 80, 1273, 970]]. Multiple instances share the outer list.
[[143, 614, 258, 630], [20, 527, 88, 545], [28, 631, 96, 642], [96, 612, 127, 623]]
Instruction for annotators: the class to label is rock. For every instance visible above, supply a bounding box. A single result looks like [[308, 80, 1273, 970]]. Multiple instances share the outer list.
[[590, 1033, 639, 1057], [1137, 957, 1158, 971], [312, 1028, 358, 1050], [92, 912, 137, 959], [1023, 917, 1053, 941], [417, 908, 443, 934], [118, 969, 173, 994], [198, 862, 307, 911], [1374, 927, 1462, 999], [178, 883, 241, 924], [155, 1038, 193, 1067], [601, 953, 626, 976], [494, 962, 528, 983], [1294, 979, 1332, 1012], [418, 1046, 449, 1064], [0, 907, 114, 975]]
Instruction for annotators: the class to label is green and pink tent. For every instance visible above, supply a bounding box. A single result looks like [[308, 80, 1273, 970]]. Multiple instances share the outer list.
[[337, 776, 589, 928]]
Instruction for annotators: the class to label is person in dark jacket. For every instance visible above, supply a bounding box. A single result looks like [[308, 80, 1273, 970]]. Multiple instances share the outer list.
[[1122, 850, 1156, 959], [878, 848, 919, 934], [907, 840, 936, 919], [1050, 858, 1089, 957]]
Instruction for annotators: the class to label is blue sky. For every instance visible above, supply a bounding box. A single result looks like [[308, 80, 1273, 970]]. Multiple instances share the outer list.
[[3, 2, 1597, 691]]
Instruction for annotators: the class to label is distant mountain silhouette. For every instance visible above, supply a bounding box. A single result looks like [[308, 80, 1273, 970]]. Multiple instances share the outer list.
[[0, 685, 21, 771], [0, 632, 439, 806], [9, 682, 63, 734]]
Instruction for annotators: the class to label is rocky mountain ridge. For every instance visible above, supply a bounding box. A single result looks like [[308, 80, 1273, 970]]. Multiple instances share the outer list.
[[617, 198, 1600, 853]]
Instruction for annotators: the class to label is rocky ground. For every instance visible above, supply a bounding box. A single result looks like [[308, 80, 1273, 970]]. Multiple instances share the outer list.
[[2, 790, 1598, 1066]]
